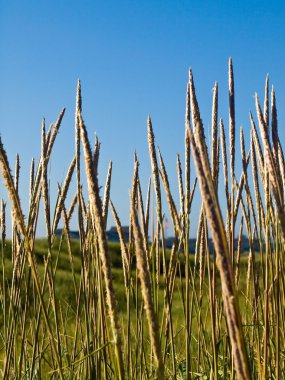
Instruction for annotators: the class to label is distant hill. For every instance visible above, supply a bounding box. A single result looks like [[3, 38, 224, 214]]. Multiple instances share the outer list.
[[56, 228, 261, 253]]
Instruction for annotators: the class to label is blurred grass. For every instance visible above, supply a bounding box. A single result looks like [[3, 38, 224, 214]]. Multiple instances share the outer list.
[[0, 237, 251, 342]]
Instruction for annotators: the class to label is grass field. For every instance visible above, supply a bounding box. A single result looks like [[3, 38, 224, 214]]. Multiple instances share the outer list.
[[0, 238, 252, 379], [1, 59, 285, 379]]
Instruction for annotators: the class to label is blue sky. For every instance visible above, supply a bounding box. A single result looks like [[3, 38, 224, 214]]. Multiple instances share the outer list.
[[1, 1, 285, 237]]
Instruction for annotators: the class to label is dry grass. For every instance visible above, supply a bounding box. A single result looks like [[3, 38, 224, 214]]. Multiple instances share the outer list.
[[0, 60, 285, 379]]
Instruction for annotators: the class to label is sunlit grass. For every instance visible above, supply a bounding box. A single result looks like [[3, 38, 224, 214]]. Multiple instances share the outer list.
[[1, 59, 285, 379]]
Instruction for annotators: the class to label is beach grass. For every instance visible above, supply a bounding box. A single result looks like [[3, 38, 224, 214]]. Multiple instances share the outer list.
[[1, 59, 285, 379]]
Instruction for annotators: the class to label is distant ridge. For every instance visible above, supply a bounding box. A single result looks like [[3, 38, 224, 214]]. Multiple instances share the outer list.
[[56, 227, 261, 253]]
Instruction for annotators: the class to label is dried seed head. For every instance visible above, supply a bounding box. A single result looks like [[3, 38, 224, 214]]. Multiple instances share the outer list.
[[41, 119, 51, 238], [229, 57, 235, 180], [102, 160, 112, 229], [188, 118, 249, 380], [29, 158, 35, 203], [250, 131, 265, 229], [93, 135, 101, 177], [76, 79, 82, 114], [46, 108, 65, 159], [250, 112, 264, 183], [52, 157, 76, 235], [255, 94, 285, 238], [185, 81, 191, 130], [271, 86, 278, 160], [177, 153, 185, 219], [220, 118, 230, 209], [130, 158, 163, 378], [67, 193, 77, 222], [185, 82, 191, 216], [14, 154, 20, 194], [137, 175, 149, 253], [264, 74, 269, 129], [240, 127, 246, 168], [144, 177, 151, 236], [189, 69, 202, 134], [78, 113, 124, 379], [189, 70, 212, 192], [147, 115, 162, 222], [211, 82, 219, 185], [158, 148, 180, 234], [0, 138, 26, 235]]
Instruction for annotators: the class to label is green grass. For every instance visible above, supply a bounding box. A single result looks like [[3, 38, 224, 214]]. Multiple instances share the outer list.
[[0, 238, 252, 378]]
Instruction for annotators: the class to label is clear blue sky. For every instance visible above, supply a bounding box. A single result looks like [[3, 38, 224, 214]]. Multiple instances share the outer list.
[[1, 1, 285, 237]]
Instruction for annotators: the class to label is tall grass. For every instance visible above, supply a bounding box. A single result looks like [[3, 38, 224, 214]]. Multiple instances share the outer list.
[[1, 59, 285, 379]]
